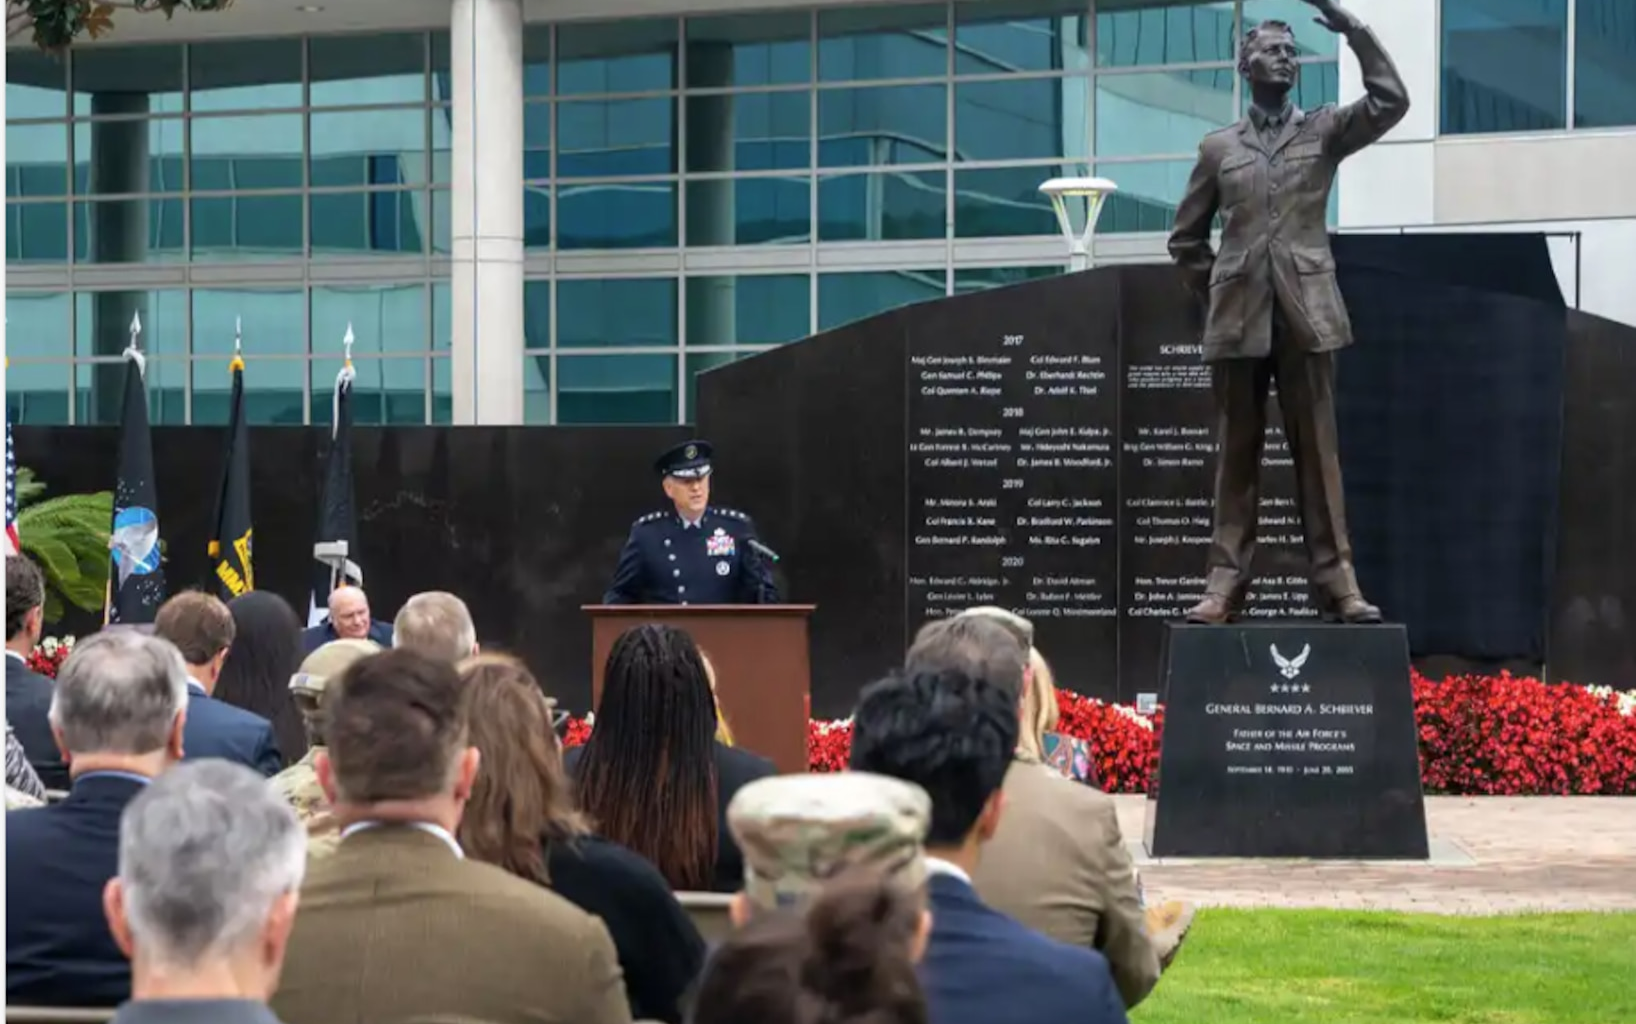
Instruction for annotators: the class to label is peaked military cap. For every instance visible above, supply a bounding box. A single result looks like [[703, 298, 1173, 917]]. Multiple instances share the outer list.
[[727, 771, 931, 910], [655, 439, 713, 479]]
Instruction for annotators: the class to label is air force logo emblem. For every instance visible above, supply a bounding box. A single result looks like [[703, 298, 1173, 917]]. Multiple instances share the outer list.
[[1271, 643, 1311, 680]]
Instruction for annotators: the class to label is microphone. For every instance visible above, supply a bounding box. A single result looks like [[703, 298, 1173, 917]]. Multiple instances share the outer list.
[[748, 538, 781, 563]]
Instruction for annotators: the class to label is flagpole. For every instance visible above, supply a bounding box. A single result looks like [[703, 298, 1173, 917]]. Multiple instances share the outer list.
[[105, 312, 143, 625]]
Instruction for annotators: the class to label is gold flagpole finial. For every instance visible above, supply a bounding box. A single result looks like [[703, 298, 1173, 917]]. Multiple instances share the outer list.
[[229, 316, 245, 373]]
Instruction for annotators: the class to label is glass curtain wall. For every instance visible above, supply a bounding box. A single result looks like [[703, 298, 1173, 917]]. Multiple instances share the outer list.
[[6, 1, 1340, 426]]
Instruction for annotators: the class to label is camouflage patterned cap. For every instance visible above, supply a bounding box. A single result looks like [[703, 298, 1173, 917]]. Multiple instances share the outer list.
[[290, 638, 382, 705], [727, 771, 932, 910]]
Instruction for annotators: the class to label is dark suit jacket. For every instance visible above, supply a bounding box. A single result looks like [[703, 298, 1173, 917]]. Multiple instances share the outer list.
[[920, 872, 1129, 1024], [6, 652, 69, 791], [270, 826, 630, 1024], [564, 741, 776, 892], [1168, 24, 1409, 361], [299, 618, 393, 653], [183, 686, 282, 777], [6, 773, 149, 1007]]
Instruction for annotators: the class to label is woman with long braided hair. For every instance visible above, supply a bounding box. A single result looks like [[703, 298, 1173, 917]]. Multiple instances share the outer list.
[[567, 624, 775, 892]]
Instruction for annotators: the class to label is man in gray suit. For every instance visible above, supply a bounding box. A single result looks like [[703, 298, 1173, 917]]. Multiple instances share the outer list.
[[1167, 0, 1408, 625], [102, 760, 306, 1024]]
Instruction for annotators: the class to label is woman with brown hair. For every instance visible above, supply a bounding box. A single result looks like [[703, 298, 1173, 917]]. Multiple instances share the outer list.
[[457, 654, 705, 1024]]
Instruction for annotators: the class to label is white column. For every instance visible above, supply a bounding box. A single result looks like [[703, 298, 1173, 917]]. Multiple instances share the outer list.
[[450, 0, 524, 424]]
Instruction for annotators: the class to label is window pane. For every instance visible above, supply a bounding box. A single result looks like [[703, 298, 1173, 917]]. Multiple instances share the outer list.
[[73, 45, 183, 115], [818, 4, 948, 82], [191, 194, 304, 261], [193, 288, 306, 360], [7, 202, 69, 263], [558, 181, 676, 249], [558, 98, 676, 177], [558, 353, 678, 424], [1237, 61, 1337, 117], [954, 265, 1065, 293], [433, 281, 452, 351], [8, 124, 69, 197], [73, 198, 185, 263], [523, 26, 551, 98], [1242, 0, 1339, 58], [557, 278, 678, 348], [1574, 0, 1636, 129], [74, 119, 185, 195], [8, 50, 68, 119], [818, 269, 944, 331], [686, 91, 810, 172], [685, 177, 810, 246], [312, 283, 429, 355], [432, 356, 453, 424], [818, 169, 945, 241], [190, 39, 302, 112], [1440, 0, 1568, 134], [523, 353, 551, 423], [431, 188, 452, 253], [192, 115, 303, 190], [311, 191, 428, 256], [433, 106, 454, 184], [75, 289, 187, 359], [194, 358, 305, 425], [6, 293, 71, 360], [956, 77, 1089, 162], [954, 0, 1091, 75], [523, 279, 551, 350], [685, 275, 810, 346], [312, 109, 428, 186], [6, 363, 71, 425], [557, 18, 680, 94], [524, 184, 552, 249], [686, 10, 813, 88], [953, 166, 1059, 237], [75, 359, 185, 425], [1098, 68, 1236, 158], [819, 84, 947, 166], [524, 102, 551, 178], [1096, 0, 1235, 67], [311, 357, 427, 425], [1095, 158, 1191, 232], [310, 33, 428, 105]]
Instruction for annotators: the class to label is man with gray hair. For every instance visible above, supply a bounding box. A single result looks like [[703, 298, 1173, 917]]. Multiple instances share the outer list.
[[103, 760, 305, 1024], [6, 631, 190, 1007], [392, 591, 479, 664]]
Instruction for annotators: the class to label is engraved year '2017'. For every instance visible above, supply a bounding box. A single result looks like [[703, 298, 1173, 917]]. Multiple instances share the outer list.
[[1002, 334, 1024, 346]]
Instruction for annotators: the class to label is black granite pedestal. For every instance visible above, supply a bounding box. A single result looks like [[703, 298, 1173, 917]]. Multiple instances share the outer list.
[[1144, 622, 1429, 859]]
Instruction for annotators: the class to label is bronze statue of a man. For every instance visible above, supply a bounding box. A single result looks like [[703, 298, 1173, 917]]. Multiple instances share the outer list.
[[1167, 0, 1408, 625]]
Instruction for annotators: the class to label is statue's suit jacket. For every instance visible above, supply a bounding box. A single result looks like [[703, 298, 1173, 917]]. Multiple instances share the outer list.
[[270, 826, 631, 1024], [1168, 25, 1409, 361]]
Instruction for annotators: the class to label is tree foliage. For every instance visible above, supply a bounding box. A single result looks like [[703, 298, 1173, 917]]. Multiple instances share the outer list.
[[14, 466, 114, 623], [7, 0, 233, 52]]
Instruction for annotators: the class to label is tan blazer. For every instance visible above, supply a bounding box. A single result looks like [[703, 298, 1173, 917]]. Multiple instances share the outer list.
[[971, 759, 1160, 1009], [271, 826, 631, 1024]]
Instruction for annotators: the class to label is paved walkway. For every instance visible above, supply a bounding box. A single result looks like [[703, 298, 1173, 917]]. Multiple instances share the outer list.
[[1115, 795, 1636, 914]]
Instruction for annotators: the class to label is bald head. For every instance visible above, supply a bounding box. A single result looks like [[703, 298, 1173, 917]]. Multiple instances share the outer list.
[[327, 588, 372, 640]]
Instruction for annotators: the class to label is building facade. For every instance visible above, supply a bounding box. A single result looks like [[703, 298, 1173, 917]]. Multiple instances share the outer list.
[[4, 0, 1631, 427]]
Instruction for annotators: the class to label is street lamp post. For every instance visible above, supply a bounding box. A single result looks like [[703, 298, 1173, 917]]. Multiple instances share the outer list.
[[1037, 176, 1119, 272]]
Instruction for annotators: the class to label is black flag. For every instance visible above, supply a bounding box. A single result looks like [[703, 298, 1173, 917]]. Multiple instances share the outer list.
[[108, 351, 166, 624], [309, 369, 360, 625], [207, 356, 253, 600]]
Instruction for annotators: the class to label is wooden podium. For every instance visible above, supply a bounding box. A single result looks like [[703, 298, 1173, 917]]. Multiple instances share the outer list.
[[582, 604, 816, 774]]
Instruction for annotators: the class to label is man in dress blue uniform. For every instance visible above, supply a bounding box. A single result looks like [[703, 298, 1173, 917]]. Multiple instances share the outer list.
[[603, 440, 780, 605]]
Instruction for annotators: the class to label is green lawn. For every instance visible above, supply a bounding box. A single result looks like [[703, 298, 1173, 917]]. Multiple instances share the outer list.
[[1134, 909, 1636, 1023]]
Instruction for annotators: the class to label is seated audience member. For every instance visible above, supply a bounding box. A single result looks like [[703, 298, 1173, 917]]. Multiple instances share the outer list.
[[695, 870, 931, 1024], [566, 624, 775, 892], [393, 591, 479, 663], [271, 639, 381, 857], [269, 648, 629, 1024], [7, 717, 47, 803], [300, 585, 393, 653], [850, 668, 1130, 1024], [6, 631, 189, 1007], [5, 555, 69, 789], [218, 591, 308, 767], [458, 654, 705, 1024], [102, 760, 306, 1024], [913, 615, 1176, 1006], [153, 592, 282, 776]]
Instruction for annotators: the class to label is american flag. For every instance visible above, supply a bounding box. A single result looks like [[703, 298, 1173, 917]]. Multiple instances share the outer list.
[[5, 418, 19, 555]]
